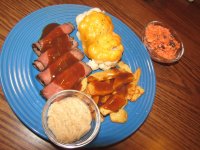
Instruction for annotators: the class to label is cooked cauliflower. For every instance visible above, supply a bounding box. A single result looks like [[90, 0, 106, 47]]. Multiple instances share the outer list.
[[87, 59, 117, 71]]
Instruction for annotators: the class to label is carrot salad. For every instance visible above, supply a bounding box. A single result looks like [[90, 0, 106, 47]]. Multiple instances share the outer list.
[[144, 24, 180, 60]]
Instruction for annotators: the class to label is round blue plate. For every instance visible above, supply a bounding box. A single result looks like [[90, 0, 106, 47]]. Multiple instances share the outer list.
[[0, 4, 156, 147]]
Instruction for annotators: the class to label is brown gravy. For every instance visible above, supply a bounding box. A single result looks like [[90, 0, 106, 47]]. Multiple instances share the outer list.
[[39, 23, 85, 90], [40, 23, 59, 40], [101, 85, 128, 112], [54, 62, 85, 89], [40, 23, 74, 76], [40, 23, 73, 54], [88, 71, 131, 112], [45, 34, 73, 64], [49, 53, 79, 80]]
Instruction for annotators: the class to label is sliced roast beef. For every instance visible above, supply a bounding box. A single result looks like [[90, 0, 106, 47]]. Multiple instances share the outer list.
[[41, 61, 92, 99], [37, 49, 84, 86], [32, 23, 74, 55], [33, 35, 78, 71]]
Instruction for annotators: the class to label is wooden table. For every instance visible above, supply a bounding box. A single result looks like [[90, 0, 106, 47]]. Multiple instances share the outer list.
[[0, 0, 199, 149]]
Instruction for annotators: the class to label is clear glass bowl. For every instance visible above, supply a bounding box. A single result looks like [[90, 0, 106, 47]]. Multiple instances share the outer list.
[[142, 21, 184, 64], [42, 90, 101, 149]]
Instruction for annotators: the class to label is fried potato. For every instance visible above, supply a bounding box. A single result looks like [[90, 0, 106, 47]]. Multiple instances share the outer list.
[[99, 95, 110, 104], [101, 93, 128, 112], [80, 77, 88, 92], [117, 61, 132, 73], [126, 83, 137, 100], [100, 107, 112, 116], [87, 80, 113, 95], [125, 68, 142, 100], [84, 61, 144, 124], [100, 114, 105, 122], [87, 68, 120, 82], [133, 68, 141, 85], [110, 109, 128, 123], [130, 86, 144, 101], [113, 72, 134, 90], [92, 95, 100, 104]]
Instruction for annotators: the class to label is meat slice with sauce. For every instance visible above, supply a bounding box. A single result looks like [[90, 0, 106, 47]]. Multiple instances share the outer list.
[[37, 49, 84, 86], [41, 61, 92, 99], [32, 23, 74, 55], [33, 34, 78, 71]]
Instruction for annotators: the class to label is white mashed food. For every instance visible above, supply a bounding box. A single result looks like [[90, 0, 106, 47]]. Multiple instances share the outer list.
[[87, 59, 118, 71], [47, 97, 92, 143]]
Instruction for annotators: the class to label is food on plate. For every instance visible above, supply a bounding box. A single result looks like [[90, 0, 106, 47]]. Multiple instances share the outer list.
[[32, 23, 91, 99], [47, 97, 92, 143], [143, 21, 181, 60], [87, 71, 134, 96], [110, 109, 128, 123], [32, 23, 75, 56], [87, 68, 121, 82], [87, 80, 114, 96], [100, 88, 128, 112], [83, 61, 144, 123], [76, 8, 113, 48], [32, 19, 144, 124], [117, 61, 132, 73], [76, 8, 124, 70], [41, 61, 92, 99], [87, 32, 124, 62], [99, 107, 112, 116], [37, 49, 84, 86], [78, 78, 88, 92], [33, 34, 78, 71], [129, 86, 145, 101]]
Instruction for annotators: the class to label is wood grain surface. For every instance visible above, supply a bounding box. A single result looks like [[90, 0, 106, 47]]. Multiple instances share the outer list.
[[0, 0, 200, 150]]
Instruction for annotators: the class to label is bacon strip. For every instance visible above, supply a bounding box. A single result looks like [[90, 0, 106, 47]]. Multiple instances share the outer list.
[[37, 49, 84, 86], [32, 23, 74, 55], [41, 61, 92, 99]]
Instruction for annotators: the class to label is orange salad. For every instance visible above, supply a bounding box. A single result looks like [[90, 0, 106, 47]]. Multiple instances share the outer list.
[[144, 23, 181, 60]]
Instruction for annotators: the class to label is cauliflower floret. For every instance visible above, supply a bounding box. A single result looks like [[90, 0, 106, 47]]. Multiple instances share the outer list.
[[87, 32, 124, 62], [87, 60, 99, 70], [76, 8, 104, 41], [76, 8, 124, 70], [87, 59, 117, 71]]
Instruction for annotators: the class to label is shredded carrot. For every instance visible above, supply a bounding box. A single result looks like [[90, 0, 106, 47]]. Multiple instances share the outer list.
[[144, 24, 180, 60]]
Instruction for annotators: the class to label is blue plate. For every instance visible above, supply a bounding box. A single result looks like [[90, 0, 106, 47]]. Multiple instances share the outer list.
[[0, 4, 156, 147]]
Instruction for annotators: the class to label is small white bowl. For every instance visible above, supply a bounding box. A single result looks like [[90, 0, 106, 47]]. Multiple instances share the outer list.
[[142, 21, 184, 64], [42, 90, 101, 149]]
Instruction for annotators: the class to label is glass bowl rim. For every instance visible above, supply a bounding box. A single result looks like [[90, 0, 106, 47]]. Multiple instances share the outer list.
[[42, 89, 101, 149]]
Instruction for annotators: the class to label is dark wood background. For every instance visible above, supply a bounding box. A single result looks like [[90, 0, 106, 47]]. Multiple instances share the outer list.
[[0, 0, 200, 149]]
